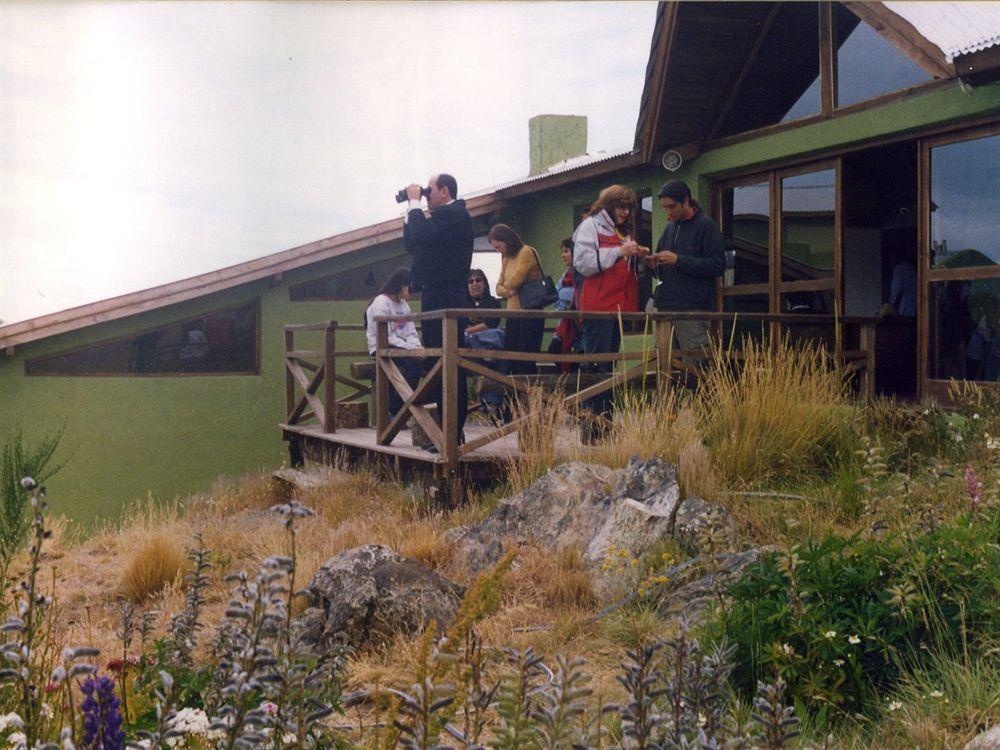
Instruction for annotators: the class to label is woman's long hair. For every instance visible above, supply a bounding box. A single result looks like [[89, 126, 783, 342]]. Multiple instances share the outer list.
[[379, 267, 411, 296], [586, 184, 637, 218], [487, 223, 525, 256]]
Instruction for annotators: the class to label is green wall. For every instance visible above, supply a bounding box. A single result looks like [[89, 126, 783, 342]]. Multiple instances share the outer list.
[[2, 79, 996, 523]]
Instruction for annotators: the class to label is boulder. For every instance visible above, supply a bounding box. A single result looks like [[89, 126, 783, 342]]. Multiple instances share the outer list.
[[443, 527, 505, 575], [271, 466, 347, 499], [296, 545, 464, 650], [966, 727, 1000, 750]]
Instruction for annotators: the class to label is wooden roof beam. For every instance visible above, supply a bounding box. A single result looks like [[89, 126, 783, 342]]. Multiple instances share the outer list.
[[842, 2, 953, 79], [639, 2, 680, 162]]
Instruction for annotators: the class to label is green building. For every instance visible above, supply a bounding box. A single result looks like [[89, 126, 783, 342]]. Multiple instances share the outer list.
[[2, 1, 998, 521]]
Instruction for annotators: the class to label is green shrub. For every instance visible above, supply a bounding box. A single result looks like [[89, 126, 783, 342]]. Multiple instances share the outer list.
[[0, 425, 64, 564], [705, 504, 1000, 717]]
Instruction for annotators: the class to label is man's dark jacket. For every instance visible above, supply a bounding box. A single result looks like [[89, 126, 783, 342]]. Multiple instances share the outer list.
[[404, 200, 474, 290], [653, 211, 726, 311]]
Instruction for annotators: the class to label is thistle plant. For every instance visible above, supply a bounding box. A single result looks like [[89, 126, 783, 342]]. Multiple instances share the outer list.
[[617, 641, 666, 750], [530, 654, 592, 750], [165, 536, 212, 671], [750, 678, 800, 749], [0, 478, 98, 748], [492, 646, 546, 750], [390, 627, 457, 750], [266, 499, 343, 749]]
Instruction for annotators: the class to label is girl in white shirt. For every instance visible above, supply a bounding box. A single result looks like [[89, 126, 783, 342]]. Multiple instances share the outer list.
[[365, 267, 423, 418]]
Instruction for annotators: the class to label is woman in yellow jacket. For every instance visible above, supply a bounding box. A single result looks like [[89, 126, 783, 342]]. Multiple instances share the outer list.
[[490, 223, 544, 375]]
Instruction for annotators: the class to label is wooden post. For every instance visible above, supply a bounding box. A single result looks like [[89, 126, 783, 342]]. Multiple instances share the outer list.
[[441, 315, 460, 475], [859, 321, 876, 400], [284, 328, 295, 421], [323, 321, 337, 433], [655, 319, 674, 390], [375, 320, 390, 440]]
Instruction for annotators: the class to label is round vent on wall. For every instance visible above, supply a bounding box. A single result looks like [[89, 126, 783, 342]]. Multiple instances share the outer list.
[[661, 149, 683, 172]]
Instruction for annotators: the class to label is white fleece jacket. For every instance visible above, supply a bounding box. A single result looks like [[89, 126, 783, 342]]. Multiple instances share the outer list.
[[365, 294, 421, 355], [572, 209, 625, 277]]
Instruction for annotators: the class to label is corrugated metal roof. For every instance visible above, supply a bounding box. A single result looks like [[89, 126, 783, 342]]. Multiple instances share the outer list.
[[885, 1, 1000, 61], [465, 148, 636, 198]]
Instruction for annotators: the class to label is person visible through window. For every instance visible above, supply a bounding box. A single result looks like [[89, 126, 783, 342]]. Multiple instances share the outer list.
[[492, 223, 545, 376], [365, 267, 423, 419]]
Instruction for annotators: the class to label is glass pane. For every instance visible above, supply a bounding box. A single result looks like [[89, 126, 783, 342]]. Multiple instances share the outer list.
[[723, 182, 770, 286], [930, 133, 1000, 269], [26, 302, 259, 376], [780, 290, 834, 315], [929, 279, 1000, 382], [781, 169, 836, 282], [835, 8, 930, 108], [722, 294, 770, 347], [715, 3, 821, 136]]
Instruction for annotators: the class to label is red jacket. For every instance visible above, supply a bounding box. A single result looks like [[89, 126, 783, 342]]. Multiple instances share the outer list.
[[575, 214, 638, 313]]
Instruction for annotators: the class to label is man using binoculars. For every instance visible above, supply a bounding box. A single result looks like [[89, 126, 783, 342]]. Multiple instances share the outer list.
[[402, 173, 474, 438]]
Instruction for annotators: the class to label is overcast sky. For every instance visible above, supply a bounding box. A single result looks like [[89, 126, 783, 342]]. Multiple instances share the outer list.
[[0, 1, 657, 325]]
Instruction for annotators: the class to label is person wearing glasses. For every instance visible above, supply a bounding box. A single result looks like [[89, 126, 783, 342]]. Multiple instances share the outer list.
[[464, 269, 502, 336], [572, 184, 649, 438]]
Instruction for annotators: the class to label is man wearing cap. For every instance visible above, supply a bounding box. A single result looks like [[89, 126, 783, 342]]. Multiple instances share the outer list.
[[650, 180, 726, 363]]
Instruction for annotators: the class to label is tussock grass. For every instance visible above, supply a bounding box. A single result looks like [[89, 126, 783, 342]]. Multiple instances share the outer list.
[[505, 387, 573, 493], [120, 533, 187, 603], [590, 389, 701, 469], [504, 545, 597, 610], [697, 334, 855, 486]]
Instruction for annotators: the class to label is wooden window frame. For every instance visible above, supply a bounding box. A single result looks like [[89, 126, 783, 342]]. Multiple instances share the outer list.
[[919, 122, 1000, 399], [288, 254, 413, 302], [25, 299, 262, 378], [714, 158, 841, 316]]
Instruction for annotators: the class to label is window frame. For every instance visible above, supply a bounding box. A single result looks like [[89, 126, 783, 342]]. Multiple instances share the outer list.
[[919, 122, 1000, 398]]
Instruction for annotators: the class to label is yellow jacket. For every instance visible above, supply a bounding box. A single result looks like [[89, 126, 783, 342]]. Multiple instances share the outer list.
[[496, 245, 543, 311]]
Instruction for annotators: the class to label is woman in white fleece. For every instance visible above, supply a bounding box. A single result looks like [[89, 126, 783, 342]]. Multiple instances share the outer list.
[[365, 267, 422, 416]]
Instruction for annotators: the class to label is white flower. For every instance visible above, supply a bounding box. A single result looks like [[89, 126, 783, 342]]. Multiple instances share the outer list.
[[833, 659, 845, 667], [824, 630, 837, 639], [170, 707, 210, 735], [781, 643, 795, 656], [261, 701, 278, 715], [888, 700, 902, 711], [929, 690, 944, 698], [973, 413, 981, 420], [0, 714, 23, 732], [848, 634, 861, 644]]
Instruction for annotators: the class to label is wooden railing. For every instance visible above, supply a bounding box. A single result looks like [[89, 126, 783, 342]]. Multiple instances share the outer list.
[[283, 310, 878, 473]]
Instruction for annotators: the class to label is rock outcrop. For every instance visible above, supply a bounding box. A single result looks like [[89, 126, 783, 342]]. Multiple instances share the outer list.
[[297, 544, 464, 650], [966, 726, 1000, 750]]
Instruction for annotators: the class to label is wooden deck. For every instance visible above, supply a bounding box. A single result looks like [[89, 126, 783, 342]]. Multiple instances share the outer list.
[[281, 310, 878, 502]]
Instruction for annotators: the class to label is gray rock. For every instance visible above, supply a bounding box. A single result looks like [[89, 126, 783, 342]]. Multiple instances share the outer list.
[[443, 526, 505, 574], [271, 467, 346, 499], [658, 548, 767, 624], [966, 726, 1000, 750], [672, 495, 739, 554], [296, 544, 464, 650]]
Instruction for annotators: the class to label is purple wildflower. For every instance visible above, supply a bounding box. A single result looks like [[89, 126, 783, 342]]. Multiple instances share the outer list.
[[965, 465, 984, 513], [80, 674, 124, 750]]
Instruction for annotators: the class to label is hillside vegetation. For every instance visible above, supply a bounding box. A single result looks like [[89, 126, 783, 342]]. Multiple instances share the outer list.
[[1, 337, 998, 749]]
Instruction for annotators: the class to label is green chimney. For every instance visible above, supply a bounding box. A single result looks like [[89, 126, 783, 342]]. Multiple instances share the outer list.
[[529, 115, 588, 176]]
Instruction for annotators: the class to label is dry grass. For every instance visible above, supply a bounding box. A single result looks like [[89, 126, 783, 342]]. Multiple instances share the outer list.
[[504, 387, 573, 493], [504, 545, 598, 610], [696, 334, 856, 486], [590, 389, 702, 469], [120, 533, 187, 603]]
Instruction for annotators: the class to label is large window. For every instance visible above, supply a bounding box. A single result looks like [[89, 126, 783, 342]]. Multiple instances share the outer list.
[[714, 3, 939, 140], [717, 161, 840, 318], [26, 301, 259, 376], [290, 254, 413, 301], [925, 128, 1000, 385]]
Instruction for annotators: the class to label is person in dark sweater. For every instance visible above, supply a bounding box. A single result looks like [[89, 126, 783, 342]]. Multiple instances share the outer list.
[[403, 173, 474, 436], [650, 180, 726, 363]]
